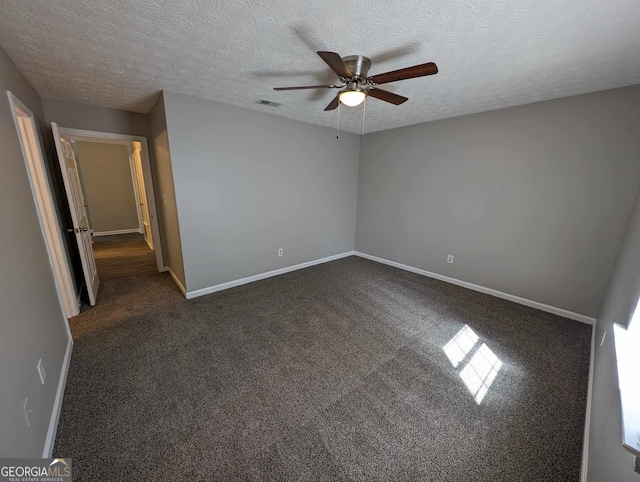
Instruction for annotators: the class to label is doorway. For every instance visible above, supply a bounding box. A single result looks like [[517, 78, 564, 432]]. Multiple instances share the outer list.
[[70, 137, 158, 280], [51, 124, 164, 305]]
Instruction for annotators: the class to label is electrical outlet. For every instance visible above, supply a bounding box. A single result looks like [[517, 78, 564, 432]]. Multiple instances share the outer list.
[[37, 359, 46, 384], [278, 248, 283, 257], [447, 254, 454, 264], [22, 398, 32, 427]]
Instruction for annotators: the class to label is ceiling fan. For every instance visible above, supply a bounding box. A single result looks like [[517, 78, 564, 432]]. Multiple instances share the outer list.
[[274, 51, 438, 111]]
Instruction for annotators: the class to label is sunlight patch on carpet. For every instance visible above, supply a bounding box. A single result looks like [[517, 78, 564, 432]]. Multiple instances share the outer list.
[[443, 325, 503, 404]]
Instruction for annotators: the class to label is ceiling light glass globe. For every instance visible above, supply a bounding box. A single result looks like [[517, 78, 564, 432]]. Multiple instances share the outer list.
[[339, 90, 366, 107]]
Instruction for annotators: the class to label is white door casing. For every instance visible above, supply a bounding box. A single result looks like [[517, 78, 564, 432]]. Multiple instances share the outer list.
[[127, 146, 144, 236], [130, 146, 153, 249], [52, 122, 99, 305], [7, 92, 79, 322]]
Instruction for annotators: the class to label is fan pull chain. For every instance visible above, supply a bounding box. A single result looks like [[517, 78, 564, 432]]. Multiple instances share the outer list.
[[336, 100, 341, 139], [361, 95, 367, 137]]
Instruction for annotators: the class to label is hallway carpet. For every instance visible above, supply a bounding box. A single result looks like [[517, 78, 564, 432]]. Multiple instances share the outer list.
[[55, 256, 592, 481]]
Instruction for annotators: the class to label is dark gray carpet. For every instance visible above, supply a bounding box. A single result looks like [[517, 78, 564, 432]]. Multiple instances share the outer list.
[[54, 256, 591, 481]]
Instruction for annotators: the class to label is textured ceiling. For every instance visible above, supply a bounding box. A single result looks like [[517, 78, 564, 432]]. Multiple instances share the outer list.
[[1, 0, 639, 134]]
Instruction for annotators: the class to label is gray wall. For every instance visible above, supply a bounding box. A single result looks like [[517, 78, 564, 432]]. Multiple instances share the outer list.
[[0, 48, 70, 456], [75, 142, 139, 233], [587, 189, 640, 481], [149, 93, 186, 286], [356, 85, 640, 318], [42, 98, 151, 138], [162, 91, 360, 293]]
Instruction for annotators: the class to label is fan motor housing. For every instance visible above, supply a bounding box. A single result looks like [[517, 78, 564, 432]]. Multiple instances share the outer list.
[[342, 55, 371, 80]]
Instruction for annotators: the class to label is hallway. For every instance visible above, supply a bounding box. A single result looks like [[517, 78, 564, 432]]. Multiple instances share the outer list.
[[92, 233, 156, 279]]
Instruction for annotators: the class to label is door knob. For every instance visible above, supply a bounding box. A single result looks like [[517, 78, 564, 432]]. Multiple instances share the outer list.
[[67, 228, 74, 233], [80, 227, 88, 232]]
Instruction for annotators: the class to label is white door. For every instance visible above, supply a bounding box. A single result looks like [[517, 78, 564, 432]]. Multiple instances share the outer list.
[[52, 123, 99, 305], [131, 147, 153, 249]]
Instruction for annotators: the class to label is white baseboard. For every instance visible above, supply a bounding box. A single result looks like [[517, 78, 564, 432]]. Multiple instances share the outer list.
[[186, 251, 356, 299], [43, 337, 73, 457], [355, 251, 596, 325], [580, 324, 597, 481], [166, 267, 187, 297], [93, 228, 141, 237]]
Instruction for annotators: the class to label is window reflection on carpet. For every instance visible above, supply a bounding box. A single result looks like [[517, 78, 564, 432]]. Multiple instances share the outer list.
[[459, 343, 503, 404], [443, 325, 503, 404], [443, 324, 479, 368]]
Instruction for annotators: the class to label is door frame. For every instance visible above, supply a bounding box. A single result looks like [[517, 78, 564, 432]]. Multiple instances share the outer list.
[[130, 143, 154, 250], [70, 136, 144, 236], [128, 144, 145, 237], [59, 127, 165, 271], [6, 91, 79, 323]]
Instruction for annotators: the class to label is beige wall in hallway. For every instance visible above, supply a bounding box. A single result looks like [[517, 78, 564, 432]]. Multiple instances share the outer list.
[[75, 141, 140, 234]]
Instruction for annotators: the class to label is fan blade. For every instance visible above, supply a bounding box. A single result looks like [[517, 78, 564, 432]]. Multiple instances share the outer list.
[[317, 51, 353, 78], [367, 88, 408, 105], [274, 85, 337, 91], [324, 96, 339, 111], [368, 62, 438, 84]]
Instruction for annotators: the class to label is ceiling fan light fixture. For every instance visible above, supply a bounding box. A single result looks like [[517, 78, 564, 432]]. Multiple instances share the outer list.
[[274, 51, 438, 112], [339, 89, 366, 107]]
